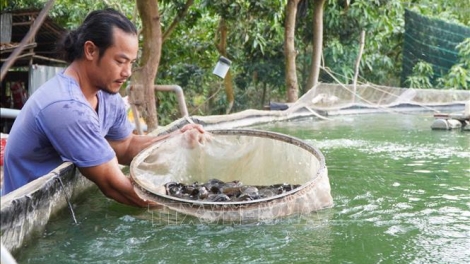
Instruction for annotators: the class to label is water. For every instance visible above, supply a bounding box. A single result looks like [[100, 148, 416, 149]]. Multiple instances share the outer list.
[[17, 113, 470, 263]]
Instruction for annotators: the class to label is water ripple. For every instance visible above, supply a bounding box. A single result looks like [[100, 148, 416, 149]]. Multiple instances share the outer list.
[[309, 139, 470, 160]]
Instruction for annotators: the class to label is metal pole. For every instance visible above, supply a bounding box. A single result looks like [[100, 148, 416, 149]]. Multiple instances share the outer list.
[[154, 85, 189, 117]]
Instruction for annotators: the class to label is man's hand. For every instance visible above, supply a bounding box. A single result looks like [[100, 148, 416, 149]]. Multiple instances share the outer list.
[[109, 122, 207, 164], [180, 123, 205, 134], [178, 123, 210, 148], [79, 157, 158, 208]]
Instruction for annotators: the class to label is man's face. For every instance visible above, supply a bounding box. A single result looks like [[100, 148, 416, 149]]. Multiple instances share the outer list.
[[91, 28, 138, 94]]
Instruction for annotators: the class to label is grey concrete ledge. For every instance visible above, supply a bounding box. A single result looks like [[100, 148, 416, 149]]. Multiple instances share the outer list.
[[1, 162, 93, 254]]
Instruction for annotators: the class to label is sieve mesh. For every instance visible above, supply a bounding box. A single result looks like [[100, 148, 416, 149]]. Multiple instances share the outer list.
[[130, 129, 333, 222]]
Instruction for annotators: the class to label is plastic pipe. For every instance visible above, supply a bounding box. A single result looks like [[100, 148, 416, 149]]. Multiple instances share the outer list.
[[125, 85, 189, 135], [0, 108, 21, 119], [154, 85, 189, 117]]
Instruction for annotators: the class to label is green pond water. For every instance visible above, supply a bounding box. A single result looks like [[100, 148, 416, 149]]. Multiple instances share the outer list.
[[17, 113, 470, 263]]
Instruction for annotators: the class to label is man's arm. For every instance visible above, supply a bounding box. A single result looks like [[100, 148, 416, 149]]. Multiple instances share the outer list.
[[82, 123, 205, 207], [108, 123, 205, 165], [78, 157, 151, 207], [109, 134, 167, 165]]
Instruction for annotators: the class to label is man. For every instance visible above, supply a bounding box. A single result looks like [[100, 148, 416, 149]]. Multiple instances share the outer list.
[[2, 8, 204, 207]]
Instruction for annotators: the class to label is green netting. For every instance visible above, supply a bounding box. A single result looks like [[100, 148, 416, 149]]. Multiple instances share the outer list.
[[401, 9, 470, 86]]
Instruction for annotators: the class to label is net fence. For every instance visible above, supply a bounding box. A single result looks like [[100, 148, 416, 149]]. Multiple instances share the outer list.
[[401, 9, 470, 86], [296, 83, 470, 112]]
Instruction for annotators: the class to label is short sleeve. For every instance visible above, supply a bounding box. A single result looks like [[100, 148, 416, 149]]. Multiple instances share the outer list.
[[104, 95, 134, 141], [37, 100, 116, 167]]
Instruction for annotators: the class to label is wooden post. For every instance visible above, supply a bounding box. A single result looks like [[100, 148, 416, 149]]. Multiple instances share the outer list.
[[352, 30, 365, 103]]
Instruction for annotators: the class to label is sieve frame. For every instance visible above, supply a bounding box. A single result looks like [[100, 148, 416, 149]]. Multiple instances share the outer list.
[[130, 129, 327, 207]]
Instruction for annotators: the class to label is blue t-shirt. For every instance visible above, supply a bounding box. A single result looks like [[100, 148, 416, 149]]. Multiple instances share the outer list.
[[2, 72, 133, 195]]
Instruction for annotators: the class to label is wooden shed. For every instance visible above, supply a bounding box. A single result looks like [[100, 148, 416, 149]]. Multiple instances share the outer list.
[[1, 9, 66, 131]]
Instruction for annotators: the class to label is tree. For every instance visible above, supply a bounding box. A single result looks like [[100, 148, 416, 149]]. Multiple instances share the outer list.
[[305, 0, 326, 91], [199, 0, 241, 114], [130, 0, 162, 131], [284, 0, 301, 102], [162, 0, 194, 43], [132, 0, 195, 130], [214, 17, 235, 114], [4, 0, 468, 124]]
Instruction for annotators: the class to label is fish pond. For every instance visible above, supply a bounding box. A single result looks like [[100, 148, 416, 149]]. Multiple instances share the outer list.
[[17, 112, 470, 263]]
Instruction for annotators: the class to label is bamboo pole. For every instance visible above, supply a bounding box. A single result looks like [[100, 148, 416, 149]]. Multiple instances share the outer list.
[[352, 30, 365, 103]]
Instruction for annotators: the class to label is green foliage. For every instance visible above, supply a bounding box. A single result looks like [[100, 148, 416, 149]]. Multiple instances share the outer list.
[[156, 91, 180, 125], [53, 1, 136, 28], [406, 0, 470, 26], [455, 38, 470, 66], [312, 0, 469, 89], [157, 0, 288, 121], [405, 60, 434, 88], [1, 0, 43, 11], [3, 0, 136, 28], [4, 0, 468, 122], [317, 0, 405, 86], [436, 38, 470, 90], [437, 64, 469, 90]]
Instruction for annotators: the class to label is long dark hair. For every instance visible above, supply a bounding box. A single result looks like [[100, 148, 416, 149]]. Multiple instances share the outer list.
[[57, 8, 137, 63]]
